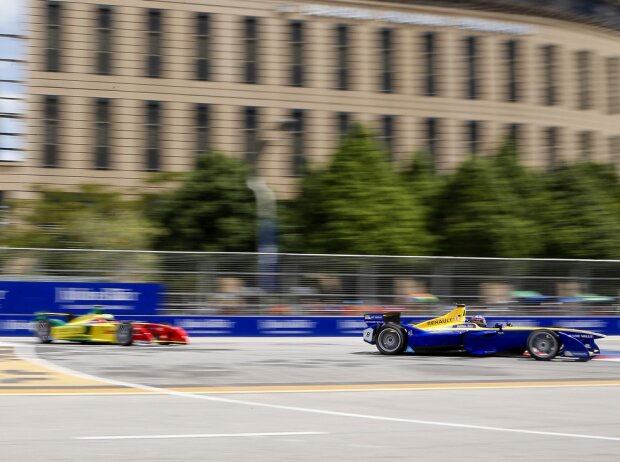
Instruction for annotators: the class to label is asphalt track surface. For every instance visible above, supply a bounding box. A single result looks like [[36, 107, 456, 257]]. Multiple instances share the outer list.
[[2, 337, 620, 461]]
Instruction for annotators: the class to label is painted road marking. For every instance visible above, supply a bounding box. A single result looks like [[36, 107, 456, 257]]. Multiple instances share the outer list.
[[7, 342, 620, 443], [0, 342, 122, 389], [2, 340, 620, 395], [3, 380, 620, 396], [76, 431, 326, 440]]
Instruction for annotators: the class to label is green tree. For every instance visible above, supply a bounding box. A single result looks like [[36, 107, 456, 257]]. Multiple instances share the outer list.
[[403, 151, 443, 210], [402, 151, 444, 253], [0, 185, 160, 277], [149, 152, 256, 252], [434, 156, 543, 257], [292, 125, 431, 255], [3, 184, 157, 250], [539, 163, 620, 259]]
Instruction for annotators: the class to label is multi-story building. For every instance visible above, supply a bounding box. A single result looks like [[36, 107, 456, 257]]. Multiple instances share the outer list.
[[1, 0, 620, 202]]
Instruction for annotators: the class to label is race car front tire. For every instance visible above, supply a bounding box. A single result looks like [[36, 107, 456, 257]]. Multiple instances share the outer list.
[[527, 330, 560, 361], [376, 323, 407, 355], [35, 320, 53, 344], [116, 321, 134, 346]]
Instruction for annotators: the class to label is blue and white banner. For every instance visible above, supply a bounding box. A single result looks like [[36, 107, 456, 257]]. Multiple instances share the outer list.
[[0, 281, 162, 315], [1, 314, 619, 337]]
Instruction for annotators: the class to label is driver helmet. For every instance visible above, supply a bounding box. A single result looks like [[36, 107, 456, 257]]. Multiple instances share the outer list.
[[470, 314, 487, 327]]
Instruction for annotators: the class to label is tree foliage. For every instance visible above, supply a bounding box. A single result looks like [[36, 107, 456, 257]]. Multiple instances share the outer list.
[[291, 125, 431, 255], [538, 163, 620, 259], [2, 184, 157, 250], [148, 152, 257, 252], [433, 156, 543, 257]]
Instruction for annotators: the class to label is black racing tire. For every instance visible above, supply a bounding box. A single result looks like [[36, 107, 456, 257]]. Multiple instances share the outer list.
[[35, 320, 53, 344], [376, 322, 407, 355], [116, 321, 134, 346], [527, 330, 560, 361]]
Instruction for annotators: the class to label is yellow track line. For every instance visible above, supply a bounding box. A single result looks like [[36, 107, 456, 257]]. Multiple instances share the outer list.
[[3, 380, 620, 396]]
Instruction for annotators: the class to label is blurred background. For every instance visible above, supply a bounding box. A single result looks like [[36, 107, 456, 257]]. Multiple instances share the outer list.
[[1, 0, 620, 316]]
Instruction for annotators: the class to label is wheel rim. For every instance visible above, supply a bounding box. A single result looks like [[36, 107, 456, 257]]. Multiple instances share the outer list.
[[37, 321, 50, 339], [379, 329, 401, 353], [531, 332, 558, 358], [117, 324, 130, 343]]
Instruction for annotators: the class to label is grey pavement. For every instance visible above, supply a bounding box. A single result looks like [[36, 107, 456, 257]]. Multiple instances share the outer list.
[[1, 337, 619, 461]]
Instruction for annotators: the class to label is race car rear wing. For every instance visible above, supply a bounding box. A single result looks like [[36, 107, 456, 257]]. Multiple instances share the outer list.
[[364, 312, 401, 328]]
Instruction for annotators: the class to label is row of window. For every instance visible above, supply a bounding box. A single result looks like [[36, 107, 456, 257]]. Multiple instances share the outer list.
[[41, 96, 620, 172], [44, 2, 620, 113], [42, 96, 306, 173]]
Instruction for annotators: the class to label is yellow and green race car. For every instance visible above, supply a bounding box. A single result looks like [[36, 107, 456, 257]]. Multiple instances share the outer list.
[[33, 308, 189, 346]]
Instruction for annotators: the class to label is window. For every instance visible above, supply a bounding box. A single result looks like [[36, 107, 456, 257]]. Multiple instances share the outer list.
[[576, 50, 591, 110], [43, 96, 59, 167], [505, 40, 519, 102], [465, 36, 480, 99], [147, 10, 162, 78], [337, 112, 350, 139], [196, 14, 210, 81], [0, 90, 24, 161], [0, 191, 7, 226], [95, 99, 110, 169], [467, 121, 481, 155], [541, 45, 557, 106], [379, 28, 393, 93], [425, 118, 439, 169], [244, 107, 259, 170], [609, 135, 620, 167], [578, 131, 593, 161], [96, 6, 112, 75], [336, 24, 349, 90], [46, 1, 61, 71], [423, 32, 438, 96], [291, 110, 304, 175], [507, 123, 521, 152], [244, 17, 258, 84], [546, 127, 560, 169], [290, 21, 304, 87], [146, 101, 160, 171], [381, 115, 395, 160], [196, 104, 209, 157], [607, 57, 620, 115]]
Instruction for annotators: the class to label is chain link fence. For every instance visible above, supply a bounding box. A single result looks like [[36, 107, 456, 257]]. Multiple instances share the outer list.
[[1, 247, 619, 316]]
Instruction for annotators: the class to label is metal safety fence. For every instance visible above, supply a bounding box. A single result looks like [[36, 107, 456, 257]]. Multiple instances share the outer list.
[[1, 247, 619, 316]]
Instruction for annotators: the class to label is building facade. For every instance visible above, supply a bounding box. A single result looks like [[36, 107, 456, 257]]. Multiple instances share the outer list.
[[1, 0, 620, 201]]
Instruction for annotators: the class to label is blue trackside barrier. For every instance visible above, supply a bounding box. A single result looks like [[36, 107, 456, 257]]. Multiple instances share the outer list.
[[0, 281, 162, 315], [2, 315, 620, 337]]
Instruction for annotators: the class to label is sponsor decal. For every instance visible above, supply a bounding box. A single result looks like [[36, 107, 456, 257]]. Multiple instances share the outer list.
[[258, 320, 316, 330], [364, 314, 383, 321], [176, 319, 236, 330], [55, 287, 140, 302], [338, 320, 367, 330], [0, 320, 33, 331], [426, 316, 457, 326]]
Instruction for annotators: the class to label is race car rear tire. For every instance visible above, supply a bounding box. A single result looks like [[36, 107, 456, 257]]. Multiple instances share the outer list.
[[116, 322, 134, 346], [35, 320, 53, 344], [527, 330, 560, 361], [376, 323, 407, 355]]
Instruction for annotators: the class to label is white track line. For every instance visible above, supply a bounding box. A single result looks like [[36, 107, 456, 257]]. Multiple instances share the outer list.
[[4, 341, 620, 443], [76, 431, 325, 440]]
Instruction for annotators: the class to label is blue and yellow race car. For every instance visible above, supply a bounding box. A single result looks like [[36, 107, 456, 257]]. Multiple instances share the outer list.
[[363, 304, 604, 360]]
